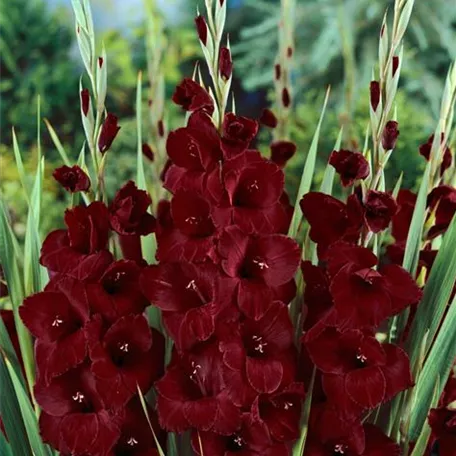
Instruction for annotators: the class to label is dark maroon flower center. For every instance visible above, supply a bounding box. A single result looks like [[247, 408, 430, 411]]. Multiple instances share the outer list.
[[240, 255, 269, 280], [245, 334, 269, 358], [49, 310, 82, 340], [234, 176, 263, 207], [103, 270, 127, 294], [332, 443, 348, 455], [108, 339, 137, 367], [353, 268, 382, 286], [70, 389, 95, 413], [227, 121, 245, 138]]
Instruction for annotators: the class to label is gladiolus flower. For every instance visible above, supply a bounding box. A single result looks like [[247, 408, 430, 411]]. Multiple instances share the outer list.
[[53, 165, 90, 193], [80, 88, 90, 117], [364, 190, 398, 233], [329, 149, 370, 187], [172, 78, 214, 114], [419, 133, 453, 176], [427, 185, 456, 238], [370, 81, 380, 111], [221, 113, 258, 158]]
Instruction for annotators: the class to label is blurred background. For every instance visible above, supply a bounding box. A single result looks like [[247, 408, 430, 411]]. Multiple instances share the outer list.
[[1, 0, 456, 237]]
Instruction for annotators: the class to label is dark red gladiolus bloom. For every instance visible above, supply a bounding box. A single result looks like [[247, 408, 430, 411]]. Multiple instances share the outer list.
[[301, 261, 333, 331], [53, 165, 91, 193], [427, 185, 456, 238], [155, 190, 218, 263], [207, 150, 288, 234], [364, 190, 398, 233], [300, 193, 364, 258], [86, 314, 164, 409], [99, 113, 121, 154], [255, 382, 305, 442], [219, 46, 233, 80], [193, 413, 289, 456], [218, 226, 300, 319], [382, 120, 399, 150], [155, 343, 241, 434], [110, 181, 156, 236], [326, 242, 422, 329], [110, 181, 156, 261], [140, 262, 236, 350], [329, 149, 370, 187], [220, 301, 296, 395], [195, 15, 208, 45], [221, 113, 259, 158], [142, 143, 155, 161], [112, 398, 165, 455], [305, 413, 401, 456], [391, 189, 416, 242], [172, 78, 214, 114], [270, 141, 296, 168], [370, 81, 380, 111], [282, 88, 291, 108], [306, 327, 413, 411], [419, 133, 453, 176], [259, 108, 278, 128], [428, 407, 456, 456], [20, 276, 90, 383], [80, 88, 90, 117], [165, 111, 221, 193], [36, 365, 122, 455], [87, 260, 149, 323]]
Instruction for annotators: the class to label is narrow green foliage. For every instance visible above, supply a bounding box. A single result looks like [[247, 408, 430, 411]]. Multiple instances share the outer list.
[[288, 87, 331, 240], [0, 354, 32, 456], [137, 386, 166, 456], [409, 379, 441, 456], [408, 292, 456, 439], [44, 118, 72, 166], [292, 367, 316, 456], [12, 128, 30, 203], [407, 214, 456, 367], [319, 126, 343, 195], [0, 432, 13, 456], [3, 355, 52, 456]]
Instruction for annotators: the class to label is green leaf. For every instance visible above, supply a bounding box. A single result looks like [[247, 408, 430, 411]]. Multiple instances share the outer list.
[[0, 354, 31, 456], [409, 378, 441, 456], [2, 354, 53, 456], [137, 386, 166, 456], [12, 128, 30, 203], [402, 160, 431, 276], [0, 431, 13, 456], [408, 292, 456, 439], [407, 214, 456, 368], [319, 126, 343, 195], [288, 87, 331, 240], [44, 118, 71, 166], [0, 202, 36, 406], [292, 367, 316, 456]]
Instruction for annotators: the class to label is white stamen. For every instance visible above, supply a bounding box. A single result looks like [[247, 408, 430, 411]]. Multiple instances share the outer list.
[[127, 437, 138, 446], [252, 258, 269, 270], [252, 335, 267, 354], [52, 316, 63, 327], [233, 435, 244, 447], [356, 353, 367, 363], [72, 391, 85, 403], [248, 180, 259, 191], [334, 444, 346, 453], [284, 401, 293, 410], [119, 343, 129, 353]]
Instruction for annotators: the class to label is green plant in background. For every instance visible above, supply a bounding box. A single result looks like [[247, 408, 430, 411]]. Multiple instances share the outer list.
[[0, 0, 80, 149]]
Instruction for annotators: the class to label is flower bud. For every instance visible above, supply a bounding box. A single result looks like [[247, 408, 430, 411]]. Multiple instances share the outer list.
[[259, 108, 278, 128], [195, 15, 208, 45], [282, 88, 291, 108], [219, 47, 233, 80], [157, 120, 165, 137], [142, 143, 155, 161], [80, 89, 90, 117], [382, 121, 399, 150], [270, 141, 296, 167], [392, 56, 400, 77], [53, 165, 90, 193], [98, 113, 121, 154], [370, 81, 380, 111], [275, 64, 281, 81]]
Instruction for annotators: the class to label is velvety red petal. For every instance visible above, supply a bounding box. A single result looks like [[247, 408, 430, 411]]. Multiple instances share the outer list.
[[246, 357, 283, 393], [345, 366, 386, 408]]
